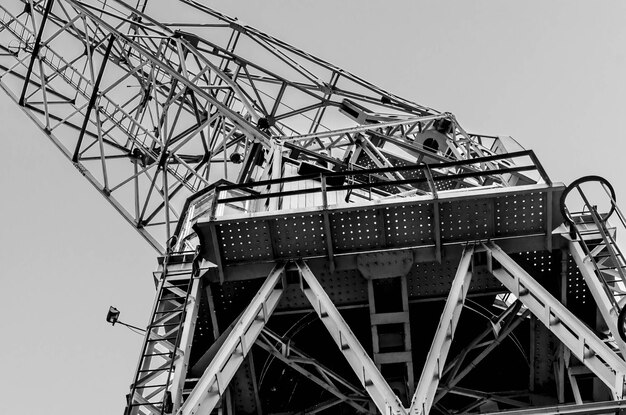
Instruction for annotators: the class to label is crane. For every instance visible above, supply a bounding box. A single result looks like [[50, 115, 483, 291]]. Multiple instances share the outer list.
[[2, 1, 626, 414]]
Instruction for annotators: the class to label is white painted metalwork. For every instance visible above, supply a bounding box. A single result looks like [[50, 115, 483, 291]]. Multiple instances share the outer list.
[[178, 263, 286, 415], [410, 245, 474, 415], [483, 241, 626, 400], [127, 253, 204, 415], [569, 240, 626, 356], [296, 260, 407, 415], [4, 1, 625, 413]]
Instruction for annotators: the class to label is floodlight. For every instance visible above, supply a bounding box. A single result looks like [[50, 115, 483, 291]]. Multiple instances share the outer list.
[[106, 306, 120, 325]]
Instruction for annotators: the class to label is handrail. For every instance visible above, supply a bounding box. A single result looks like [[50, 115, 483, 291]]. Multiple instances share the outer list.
[[216, 149, 545, 192], [212, 150, 548, 205]]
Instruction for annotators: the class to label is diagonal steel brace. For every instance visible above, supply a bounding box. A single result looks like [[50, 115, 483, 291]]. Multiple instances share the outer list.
[[177, 263, 286, 415]]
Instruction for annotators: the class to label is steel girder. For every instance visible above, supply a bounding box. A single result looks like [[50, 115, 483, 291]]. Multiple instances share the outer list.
[[480, 399, 626, 415], [482, 241, 626, 400], [296, 260, 406, 415], [410, 246, 474, 415], [256, 328, 370, 413], [568, 240, 626, 357], [434, 301, 529, 407], [178, 263, 286, 415], [0, 0, 545, 253]]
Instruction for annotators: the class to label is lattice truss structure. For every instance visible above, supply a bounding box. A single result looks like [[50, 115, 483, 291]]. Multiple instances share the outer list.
[[4, 1, 626, 415], [0, 0, 534, 253]]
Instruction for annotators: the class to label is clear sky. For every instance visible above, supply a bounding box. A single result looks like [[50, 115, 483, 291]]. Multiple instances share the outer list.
[[1, 1, 626, 414]]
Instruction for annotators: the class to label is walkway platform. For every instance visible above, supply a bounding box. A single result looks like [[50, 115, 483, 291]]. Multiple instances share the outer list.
[[195, 182, 565, 285]]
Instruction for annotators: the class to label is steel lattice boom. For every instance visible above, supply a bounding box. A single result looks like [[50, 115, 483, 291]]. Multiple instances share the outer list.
[[4, 1, 626, 415], [0, 0, 526, 252]]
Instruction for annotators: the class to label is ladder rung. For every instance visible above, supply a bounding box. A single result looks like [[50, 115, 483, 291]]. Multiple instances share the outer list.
[[149, 322, 182, 329], [132, 383, 169, 389], [154, 307, 185, 315], [159, 295, 185, 301], [137, 367, 169, 373], [143, 352, 172, 358], [128, 402, 167, 408], [147, 336, 178, 343], [593, 254, 614, 259]]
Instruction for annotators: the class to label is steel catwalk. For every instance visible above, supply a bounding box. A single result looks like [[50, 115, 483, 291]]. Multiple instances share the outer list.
[[2, 1, 626, 414]]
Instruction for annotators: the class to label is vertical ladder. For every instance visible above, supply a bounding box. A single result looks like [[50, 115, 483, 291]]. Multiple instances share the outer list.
[[561, 176, 626, 358], [367, 275, 414, 406], [572, 208, 626, 297], [125, 249, 201, 415]]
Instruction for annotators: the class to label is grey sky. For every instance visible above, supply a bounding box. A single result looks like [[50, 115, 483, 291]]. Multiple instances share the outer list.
[[1, 1, 625, 414]]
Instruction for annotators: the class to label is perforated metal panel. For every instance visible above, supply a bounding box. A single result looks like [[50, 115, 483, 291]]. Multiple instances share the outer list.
[[274, 214, 326, 257], [495, 192, 545, 236], [210, 279, 264, 331], [565, 254, 595, 326], [331, 208, 382, 252], [201, 185, 563, 267], [440, 199, 492, 241], [407, 259, 503, 297], [384, 204, 434, 246], [279, 268, 368, 310], [218, 221, 274, 263], [567, 256, 587, 305]]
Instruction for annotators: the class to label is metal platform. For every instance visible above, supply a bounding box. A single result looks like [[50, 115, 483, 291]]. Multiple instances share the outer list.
[[196, 182, 563, 283], [3, 1, 626, 413]]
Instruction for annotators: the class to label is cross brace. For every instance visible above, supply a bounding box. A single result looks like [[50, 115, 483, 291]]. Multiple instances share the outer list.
[[296, 260, 406, 415], [483, 241, 626, 400], [177, 263, 286, 415], [410, 245, 474, 415]]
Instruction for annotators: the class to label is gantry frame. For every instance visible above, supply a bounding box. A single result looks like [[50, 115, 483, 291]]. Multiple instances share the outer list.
[[3, 1, 626, 414]]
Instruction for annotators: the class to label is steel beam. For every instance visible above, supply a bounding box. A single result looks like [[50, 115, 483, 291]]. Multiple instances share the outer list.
[[177, 263, 286, 415], [410, 245, 474, 415], [441, 300, 522, 384], [568, 240, 626, 356], [435, 307, 530, 404], [480, 399, 626, 415], [170, 277, 202, 414], [447, 387, 529, 408], [256, 329, 370, 413], [296, 260, 407, 415], [483, 241, 626, 400]]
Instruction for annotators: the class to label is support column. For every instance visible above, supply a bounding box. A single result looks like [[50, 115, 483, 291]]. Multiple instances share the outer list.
[[296, 260, 407, 415], [483, 241, 626, 400], [178, 263, 286, 415], [410, 246, 474, 415], [367, 273, 414, 405]]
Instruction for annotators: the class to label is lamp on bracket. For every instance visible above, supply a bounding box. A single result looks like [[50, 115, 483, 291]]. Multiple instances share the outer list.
[[106, 306, 146, 333]]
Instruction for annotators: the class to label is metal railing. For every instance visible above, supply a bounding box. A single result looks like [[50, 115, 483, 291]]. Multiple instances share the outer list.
[[171, 150, 552, 249], [214, 149, 549, 211]]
